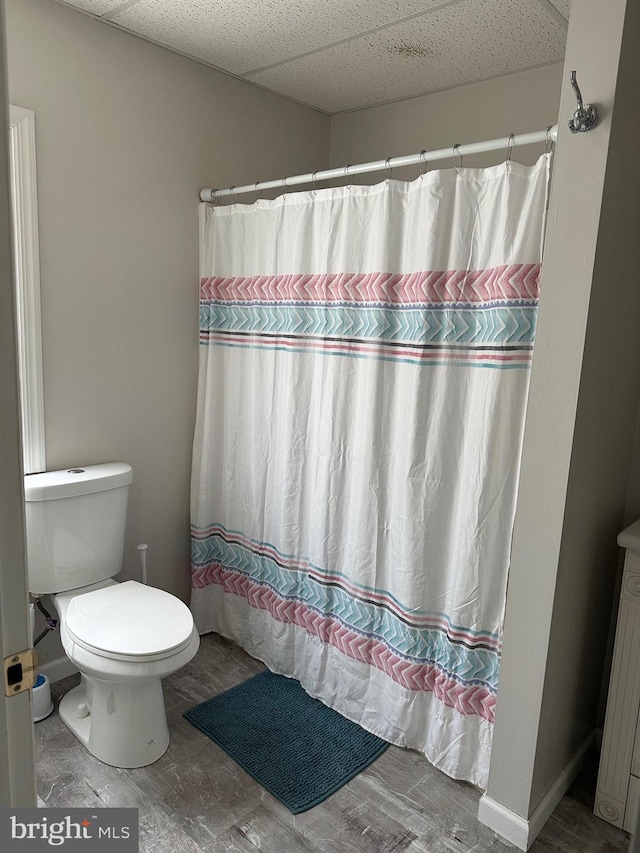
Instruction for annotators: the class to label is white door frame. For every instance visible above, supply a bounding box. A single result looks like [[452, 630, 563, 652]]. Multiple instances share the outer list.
[[0, 0, 37, 807], [9, 104, 45, 475]]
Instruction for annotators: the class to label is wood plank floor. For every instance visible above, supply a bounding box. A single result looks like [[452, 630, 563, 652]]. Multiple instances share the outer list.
[[35, 633, 629, 853]]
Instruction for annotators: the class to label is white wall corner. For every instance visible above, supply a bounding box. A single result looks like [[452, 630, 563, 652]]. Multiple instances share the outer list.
[[478, 794, 531, 850], [479, 732, 594, 850], [595, 726, 603, 751]]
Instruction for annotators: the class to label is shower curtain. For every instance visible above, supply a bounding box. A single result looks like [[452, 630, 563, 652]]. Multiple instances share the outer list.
[[191, 155, 550, 788]]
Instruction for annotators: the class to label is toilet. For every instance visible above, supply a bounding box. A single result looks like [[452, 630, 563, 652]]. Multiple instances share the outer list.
[[24, 462, 200, 768]]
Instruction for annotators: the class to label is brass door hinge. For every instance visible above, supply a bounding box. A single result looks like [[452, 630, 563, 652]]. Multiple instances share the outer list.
[[4, 648, 37, 697]]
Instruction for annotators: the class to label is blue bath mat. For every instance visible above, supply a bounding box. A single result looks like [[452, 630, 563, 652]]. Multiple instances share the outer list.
[[183, 670, 389, 813]]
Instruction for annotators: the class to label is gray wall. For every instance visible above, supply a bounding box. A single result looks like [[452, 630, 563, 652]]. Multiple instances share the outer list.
[[6, 0, 330, 663], [626, 416, 640, 524], [482, 0, 640, 824], [528, 0, 640, 811], [329, 19, 640, 826], [11, 2, 639, 824], [330, 62, 563, 173]]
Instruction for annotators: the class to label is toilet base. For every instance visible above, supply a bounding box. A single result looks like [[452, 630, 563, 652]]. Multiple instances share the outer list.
[[59, 675, 170, 768]]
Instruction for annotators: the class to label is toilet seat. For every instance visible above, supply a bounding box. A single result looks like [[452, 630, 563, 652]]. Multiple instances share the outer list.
[[65, 580, 195, 662]]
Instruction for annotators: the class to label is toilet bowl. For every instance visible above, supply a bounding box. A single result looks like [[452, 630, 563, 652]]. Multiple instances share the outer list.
[[53, 579, 199, 767], [23, 462, 200, 768]]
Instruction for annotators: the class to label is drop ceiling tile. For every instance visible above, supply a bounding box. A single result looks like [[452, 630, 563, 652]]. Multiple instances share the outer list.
[[547, 0, 571, 20], [110, 0, 451, 75], [247, 0, 567, 113], [59, 0, 132, 14]]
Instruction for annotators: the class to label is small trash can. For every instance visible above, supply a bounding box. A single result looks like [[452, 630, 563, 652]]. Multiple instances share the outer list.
[[32, 673, 53, 722]]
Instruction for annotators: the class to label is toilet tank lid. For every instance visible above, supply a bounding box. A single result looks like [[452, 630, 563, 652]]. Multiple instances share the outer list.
[[24, 463, 133, 501]]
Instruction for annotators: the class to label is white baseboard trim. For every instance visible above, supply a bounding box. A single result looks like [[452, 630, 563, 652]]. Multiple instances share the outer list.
[[478, 730, 595, 851], [478, 795, 530, 849], [39, 655, 78, 683]]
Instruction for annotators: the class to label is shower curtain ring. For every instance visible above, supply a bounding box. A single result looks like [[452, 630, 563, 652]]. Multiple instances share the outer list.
[[506, 132, 515, 164], [545, 125, 554, 154], [453, 143, 462, 173], [419, 150, 428, 179], [255, 180, 263, 200], [385, 157, 392, 182], [312, 171, 318, 193], [344, 165, 351, 188]]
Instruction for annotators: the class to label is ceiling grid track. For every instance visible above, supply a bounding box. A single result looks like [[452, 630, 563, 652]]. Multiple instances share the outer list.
[[101, 0, 145, 21]]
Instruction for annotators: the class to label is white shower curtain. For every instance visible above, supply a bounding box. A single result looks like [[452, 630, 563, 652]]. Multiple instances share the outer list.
[[191, 155, 550, 788]]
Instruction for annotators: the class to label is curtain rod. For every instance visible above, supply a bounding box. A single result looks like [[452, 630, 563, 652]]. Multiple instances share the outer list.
[[200, 124, 558, 202]]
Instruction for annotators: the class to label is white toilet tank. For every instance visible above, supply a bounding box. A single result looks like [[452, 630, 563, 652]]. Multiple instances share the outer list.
[[24, 463, 134, 595]]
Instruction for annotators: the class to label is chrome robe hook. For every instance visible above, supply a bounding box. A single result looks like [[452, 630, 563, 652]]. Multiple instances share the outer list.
[[568, 70, 598, 133]]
